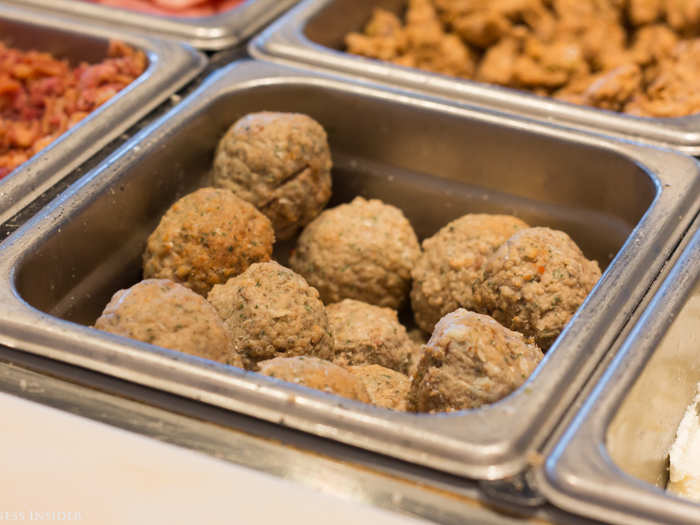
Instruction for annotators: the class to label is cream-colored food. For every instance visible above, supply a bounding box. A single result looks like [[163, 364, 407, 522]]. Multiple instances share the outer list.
[[411, 213, 529, 333], [207, 261, 333, 370], [408, 309, 543, 412], [143, 187, 274, 297], [348, 364, 410, 411], [290, 197, 421, 309], [94, 279, 241, 367], [213, 112, 332, 240], [258, 356, 370, 403], [668, 384, 700, 502], [326, 299, 416, 374]]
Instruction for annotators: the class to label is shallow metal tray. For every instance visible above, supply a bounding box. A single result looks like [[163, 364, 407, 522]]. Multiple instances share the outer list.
[[249, 0, 700, 155], [0, 4, 205, 228], [8, 0, 299, 51], [538, 214, 700, 524], [0, 59, 697, 481]]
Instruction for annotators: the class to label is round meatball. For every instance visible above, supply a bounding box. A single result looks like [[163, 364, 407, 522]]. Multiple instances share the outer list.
[[411, 214, 529, 333], [94, 279, 242, 367], [326, 299, 415, 373], [212, 112, 332, 240], [143, 187, 274, 297], [408, 309, 543, 413], [207, 261, 333, 369], [290, 197, 421, 309], [475, 227, 602, 349], [258, 356, 370, 403], [349, 364, 410, 411]]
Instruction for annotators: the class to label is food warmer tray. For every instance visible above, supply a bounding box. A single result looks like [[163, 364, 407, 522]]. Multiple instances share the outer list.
[[0, 4, 206, 229], [7, 0, 300, 51], [249, 0, 700, 155], [537, 211, 700, 524], [0, 59, 697, 482]]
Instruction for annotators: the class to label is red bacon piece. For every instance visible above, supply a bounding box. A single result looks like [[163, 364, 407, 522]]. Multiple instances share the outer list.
[[0, 40, 146, 180]]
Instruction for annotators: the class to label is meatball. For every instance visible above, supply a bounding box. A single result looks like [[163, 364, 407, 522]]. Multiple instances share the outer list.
[[408, 309, 543, 413], [406, 328, 428, 378], [212, 112, 332, 240], [348, 364, 410, 411], [258, 356, 370, 403], [475, 227, 602, 349], [290, 197, 421, 309], [143, 187, 274, 296], [411, 214, 529, 333], [94, 279, 242, 367], [326, 299, 415, 373], [207, 261, 333, 369]]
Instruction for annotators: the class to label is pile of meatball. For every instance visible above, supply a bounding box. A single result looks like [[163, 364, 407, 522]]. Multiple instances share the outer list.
[[93, 111, 601, 413]]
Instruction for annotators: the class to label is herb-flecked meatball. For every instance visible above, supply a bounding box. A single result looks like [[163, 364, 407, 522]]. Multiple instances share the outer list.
[[94, 279, 242, 367], [207, 261, 333, 369], [408, 309, 543, 413], [349, 364, 410, 411], [258, 356, 370, 403], [290, 197, 421, 309], [475, 227, 602, 349], [326, 299, 416, 374], [143, 188, 274, 297], [212, 112, 332, 240], [411, 214, 529, 333]]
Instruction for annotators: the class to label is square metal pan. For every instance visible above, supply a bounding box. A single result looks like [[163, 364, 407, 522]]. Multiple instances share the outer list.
[[7, 0, 299, 51], [0, 4, 205, 229], [537, 213, 700, 524], [249, 0, 700, 155], [0, 59, 697, 481]]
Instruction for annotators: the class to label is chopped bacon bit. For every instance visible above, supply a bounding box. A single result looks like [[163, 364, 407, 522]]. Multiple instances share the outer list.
[[537, 266, 545, 275], [0, 40, 147, 180]]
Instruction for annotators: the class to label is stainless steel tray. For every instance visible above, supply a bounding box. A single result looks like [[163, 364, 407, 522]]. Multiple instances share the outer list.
[[0, 59, 697, 481], [249, 0, 700, 155], [537, 214, 700, 524], [8, 0, 299, 51], [0, 4, 206, 228]]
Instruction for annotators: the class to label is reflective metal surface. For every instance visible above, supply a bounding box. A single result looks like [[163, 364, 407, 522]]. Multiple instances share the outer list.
[[0, 348, 602, 524], [0, 4, 206, 228], [8, 0, 299, 50], [538, 214, 700, 525], [0, 59, 697, 482], [249, 0, 700, 154]]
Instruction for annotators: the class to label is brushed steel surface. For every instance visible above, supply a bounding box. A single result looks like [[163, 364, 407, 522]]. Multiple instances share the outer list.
[[0, 59, 697, 482], [538, 214, 700, 525], [0, 4, 206, 229], [0, 353, 603, 524], [8, 0, 299, 50], [249, 0, 700, 155]]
